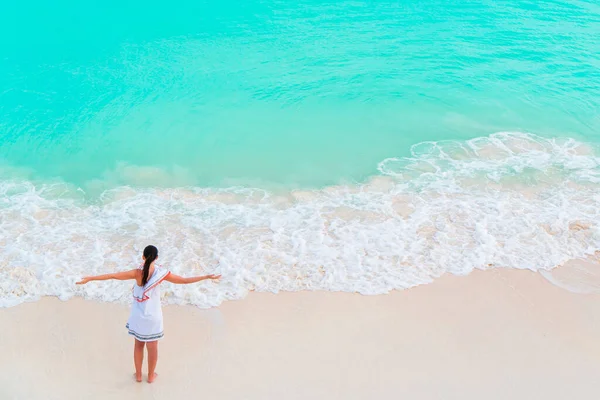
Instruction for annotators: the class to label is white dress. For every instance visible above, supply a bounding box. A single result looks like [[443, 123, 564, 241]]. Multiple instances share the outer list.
[[126, 266, 171, 342]]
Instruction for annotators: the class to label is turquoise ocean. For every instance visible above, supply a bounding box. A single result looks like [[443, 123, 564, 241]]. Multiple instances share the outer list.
[[1, 0, 599, 306]]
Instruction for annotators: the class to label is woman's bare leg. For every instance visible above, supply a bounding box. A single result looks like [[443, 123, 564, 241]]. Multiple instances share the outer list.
[[146, 340, 158, 383], [134, 339, 145, 382]]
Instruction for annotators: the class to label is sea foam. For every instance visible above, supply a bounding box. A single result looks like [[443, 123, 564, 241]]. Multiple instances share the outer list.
[[1, 132, 599, 307]]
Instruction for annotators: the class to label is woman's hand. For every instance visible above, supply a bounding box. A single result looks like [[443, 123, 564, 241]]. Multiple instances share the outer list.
[[204, 274, 221, 281], [76, 277, 92, 285]]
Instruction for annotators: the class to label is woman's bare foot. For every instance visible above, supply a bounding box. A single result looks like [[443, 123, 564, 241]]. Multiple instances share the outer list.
[[147, 372, 158, 383], [134, 373, 143, 383]]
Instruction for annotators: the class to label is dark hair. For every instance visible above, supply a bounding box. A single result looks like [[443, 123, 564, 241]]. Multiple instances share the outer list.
[[142, 245, 158, 286]]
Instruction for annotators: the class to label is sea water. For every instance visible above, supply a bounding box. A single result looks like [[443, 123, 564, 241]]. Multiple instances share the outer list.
[[1, 0, 599, 307]]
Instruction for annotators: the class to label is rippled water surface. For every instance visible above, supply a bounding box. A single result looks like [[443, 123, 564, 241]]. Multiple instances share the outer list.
[[1, 1, 599, 306]]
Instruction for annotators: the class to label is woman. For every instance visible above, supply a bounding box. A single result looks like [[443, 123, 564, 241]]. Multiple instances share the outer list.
[[76, 245, 220, 383]]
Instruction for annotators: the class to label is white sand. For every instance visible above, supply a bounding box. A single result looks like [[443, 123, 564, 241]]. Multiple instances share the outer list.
[[2, 268, 600, 400]]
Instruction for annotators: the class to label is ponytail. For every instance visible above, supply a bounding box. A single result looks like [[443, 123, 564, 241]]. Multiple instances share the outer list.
[[142, 245, 158, 286]]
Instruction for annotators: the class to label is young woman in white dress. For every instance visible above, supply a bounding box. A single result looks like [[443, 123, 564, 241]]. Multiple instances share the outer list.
[[76, 245, 220, 383]]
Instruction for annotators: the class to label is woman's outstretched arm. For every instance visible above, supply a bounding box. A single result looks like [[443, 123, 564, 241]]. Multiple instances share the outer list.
[[165, 273, 221, 285], [76, 269, 138, 285]]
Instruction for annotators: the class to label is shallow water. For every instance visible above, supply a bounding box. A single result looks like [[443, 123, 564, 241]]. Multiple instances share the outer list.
[[2, 133, 600, 307], [1, 1, 599, 306]]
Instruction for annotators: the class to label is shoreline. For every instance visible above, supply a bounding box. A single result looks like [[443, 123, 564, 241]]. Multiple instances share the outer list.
[[2, 268, 600, 400], [3, 132, 600, 310]]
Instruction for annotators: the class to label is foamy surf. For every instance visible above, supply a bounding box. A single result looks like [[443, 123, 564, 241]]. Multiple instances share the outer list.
[[1, 132, 599, 307]]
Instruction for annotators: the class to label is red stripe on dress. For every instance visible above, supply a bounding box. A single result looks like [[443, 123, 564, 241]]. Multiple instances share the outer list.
[[135, 271, 171, 303]]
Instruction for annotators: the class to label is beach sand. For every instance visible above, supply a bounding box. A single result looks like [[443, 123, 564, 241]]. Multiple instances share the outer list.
[[1, 267, 599, 400]]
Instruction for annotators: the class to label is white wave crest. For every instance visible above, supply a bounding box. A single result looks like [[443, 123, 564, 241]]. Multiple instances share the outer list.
[[1, 132, 599, 307]]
